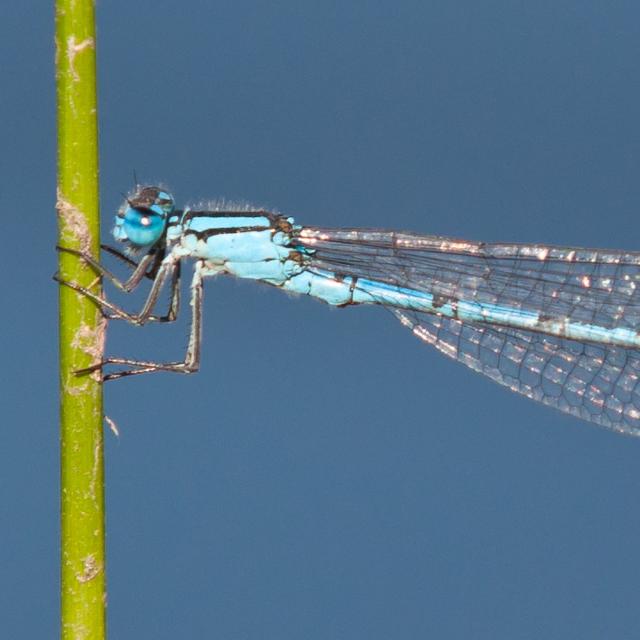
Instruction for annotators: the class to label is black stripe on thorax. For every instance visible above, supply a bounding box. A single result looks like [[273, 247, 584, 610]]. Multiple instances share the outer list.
[[182, 209, 276, 220], [180, 209, 294, 239], [185, 225, 277, 240]]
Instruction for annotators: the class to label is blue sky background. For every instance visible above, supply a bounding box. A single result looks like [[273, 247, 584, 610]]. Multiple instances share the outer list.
[[4, 1, 640, 637]]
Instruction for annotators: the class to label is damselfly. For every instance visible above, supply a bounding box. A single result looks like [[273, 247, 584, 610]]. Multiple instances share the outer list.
[[58, 186, 640, 436]]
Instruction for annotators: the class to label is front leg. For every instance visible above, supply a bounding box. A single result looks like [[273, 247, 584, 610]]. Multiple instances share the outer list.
[[100, 244, 157, 279], [55, 248, 181, 323], [57, 244, 160, 292], [55, 254, 180, 325]]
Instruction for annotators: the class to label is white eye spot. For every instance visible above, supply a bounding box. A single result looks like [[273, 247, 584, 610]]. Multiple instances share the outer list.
[[141, 216, 151, 226]]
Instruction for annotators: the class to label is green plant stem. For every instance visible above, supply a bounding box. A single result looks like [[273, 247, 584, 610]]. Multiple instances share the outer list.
[[56, 1, 105, 638]]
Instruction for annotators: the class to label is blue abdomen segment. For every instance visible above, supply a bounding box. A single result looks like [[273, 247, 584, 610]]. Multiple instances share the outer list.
[[283, 269, 640, 348]]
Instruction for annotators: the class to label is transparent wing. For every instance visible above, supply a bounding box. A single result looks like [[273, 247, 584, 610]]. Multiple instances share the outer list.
[[296, 227, 640, 434], [393, 309, 640, 435], [297, 228, 640, 332]]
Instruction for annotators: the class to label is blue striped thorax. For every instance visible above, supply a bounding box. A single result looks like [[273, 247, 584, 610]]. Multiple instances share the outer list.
[[172, 206, 311, 284]]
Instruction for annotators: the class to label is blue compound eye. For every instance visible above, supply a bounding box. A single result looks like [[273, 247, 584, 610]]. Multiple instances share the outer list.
[[113, 187, 174, 246], [119, 206, 166, 246]]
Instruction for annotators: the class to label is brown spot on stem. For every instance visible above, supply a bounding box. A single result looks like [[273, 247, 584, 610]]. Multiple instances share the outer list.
[[56, 189, 93, 255], [76, 554, 102, 584]]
